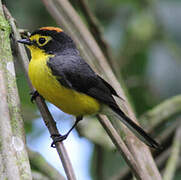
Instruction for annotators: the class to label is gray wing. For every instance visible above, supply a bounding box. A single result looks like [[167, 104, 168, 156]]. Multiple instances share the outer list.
[[47, 54, 116, 105]]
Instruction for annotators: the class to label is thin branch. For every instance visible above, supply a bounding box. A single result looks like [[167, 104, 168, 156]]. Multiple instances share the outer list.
[[110, 119, 179, 180], [163, 125, 181, 180], [41, 0, 161, 179], [157, 118, 180, 145], [98, 115, 143, 180], [76, 0, 114, 68], [3, 6, 76, 180], [156, 148, 171, 170], [140, 95, 181, 130], [40, 1, 140, 179], [78, 95, 181, 150], [28, 149, 65, 180], [0, 2, 32, 179], [76, 0, 122, 79]]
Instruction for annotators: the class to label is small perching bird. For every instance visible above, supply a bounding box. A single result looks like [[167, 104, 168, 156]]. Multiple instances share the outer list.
[[18, 27, 160, 149]]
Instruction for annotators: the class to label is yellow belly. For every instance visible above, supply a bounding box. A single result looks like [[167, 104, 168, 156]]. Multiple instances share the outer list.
[[28, 54, 100, 116]]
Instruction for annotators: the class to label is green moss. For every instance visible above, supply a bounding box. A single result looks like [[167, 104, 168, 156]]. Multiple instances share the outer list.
[[0, 8, 32, 179], [0, 12, 11, 33]]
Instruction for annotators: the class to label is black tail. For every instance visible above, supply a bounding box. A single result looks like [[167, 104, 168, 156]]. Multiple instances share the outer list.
[[109, 105, 160, 149]]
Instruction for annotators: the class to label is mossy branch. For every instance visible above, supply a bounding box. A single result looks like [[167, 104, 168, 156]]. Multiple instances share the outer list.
[[0, 2, 32, 179], [163, 125, 181, 180], [76, 0, 113, 67], [140, 95, 181, 129], [3, 5, 76, 180]]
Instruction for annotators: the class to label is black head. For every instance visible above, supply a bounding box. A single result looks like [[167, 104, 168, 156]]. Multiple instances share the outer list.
[[18, 27, 77, 54]]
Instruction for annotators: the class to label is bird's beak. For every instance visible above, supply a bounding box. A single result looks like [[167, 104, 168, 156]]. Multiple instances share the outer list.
[[17, 38, 32, 45]]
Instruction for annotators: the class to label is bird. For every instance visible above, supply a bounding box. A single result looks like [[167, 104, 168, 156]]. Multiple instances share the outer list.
[[18, 27, 160, 149]]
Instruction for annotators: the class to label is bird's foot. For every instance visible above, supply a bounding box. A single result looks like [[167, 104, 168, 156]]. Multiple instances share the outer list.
[[30, 90, 44, 103], [51, 134, 68, 148], [30, 90, 39, 103]]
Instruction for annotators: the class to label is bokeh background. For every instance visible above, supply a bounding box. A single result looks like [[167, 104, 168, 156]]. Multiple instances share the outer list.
[[4, 0, 181, 179]]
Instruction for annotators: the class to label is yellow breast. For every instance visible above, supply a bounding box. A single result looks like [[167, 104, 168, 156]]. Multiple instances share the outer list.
[[28, 48, 100, 116]]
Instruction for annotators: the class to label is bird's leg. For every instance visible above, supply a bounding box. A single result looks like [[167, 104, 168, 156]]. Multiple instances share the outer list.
[[51, 116, 83, 148]]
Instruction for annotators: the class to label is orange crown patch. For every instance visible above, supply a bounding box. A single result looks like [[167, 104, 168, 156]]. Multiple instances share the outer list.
[[39, 27, 63, 32]]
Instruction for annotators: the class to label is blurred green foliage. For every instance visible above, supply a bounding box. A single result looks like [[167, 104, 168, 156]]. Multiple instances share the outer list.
[[4, 0, 181, 179]]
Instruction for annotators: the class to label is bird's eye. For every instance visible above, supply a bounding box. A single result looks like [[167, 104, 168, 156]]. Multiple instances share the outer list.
[[38, 37, 46, 44]]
